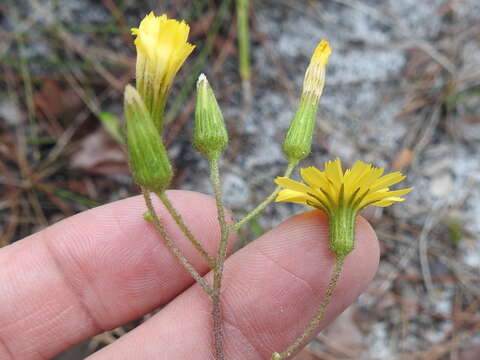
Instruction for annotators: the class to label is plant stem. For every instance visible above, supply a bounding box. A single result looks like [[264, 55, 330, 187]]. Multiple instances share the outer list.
[[236, 0, 250, 82], [230, 161, 297, 233], [272, 257, 344, 360], [141, 188, 213, 297], [210, 156, 229, 360], [156, 191, 215, 268]]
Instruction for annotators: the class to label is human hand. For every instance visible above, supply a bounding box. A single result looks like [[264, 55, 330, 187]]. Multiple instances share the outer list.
[[0, 190, 379, 359]]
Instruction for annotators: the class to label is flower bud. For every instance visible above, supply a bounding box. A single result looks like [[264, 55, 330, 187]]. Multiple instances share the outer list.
[[283, 40, 331, 162], [124, 85, 172, 192], [193, 74, 228, 159]]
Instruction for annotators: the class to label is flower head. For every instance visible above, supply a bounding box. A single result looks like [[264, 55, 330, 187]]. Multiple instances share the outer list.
[[275, 158, 412, 258], [282, 40, 332, 162], [131, 12, 195, 131], [275, 158, 411, 213]]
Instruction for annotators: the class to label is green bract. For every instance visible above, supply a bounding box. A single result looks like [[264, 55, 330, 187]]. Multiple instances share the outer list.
[[193, 74, 229, 159], [124, 85, 172, 192], [282, 94, 319, 162]]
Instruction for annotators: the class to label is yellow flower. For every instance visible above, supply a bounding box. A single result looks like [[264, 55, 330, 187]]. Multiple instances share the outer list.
[[131, 12, 195, 131], [275, 158, 412, 258], [275, 158, 412, 212]]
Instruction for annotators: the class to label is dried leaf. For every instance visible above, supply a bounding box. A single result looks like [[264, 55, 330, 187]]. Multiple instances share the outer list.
[[391, 148, 415, 171], [70, 129, 128, 175], [34, 80, 81, 118]]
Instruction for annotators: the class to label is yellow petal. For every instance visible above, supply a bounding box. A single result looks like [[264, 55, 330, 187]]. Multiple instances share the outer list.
[[300, 166, 329, 189], [275, 189, 309, 204], [343, 161, 370, 199], [372, 197, 405, 207], [359, 187, 413, 208], [324, 158, 344, 185], [369, 172, 406, 192], [274, 177, 311, 194]]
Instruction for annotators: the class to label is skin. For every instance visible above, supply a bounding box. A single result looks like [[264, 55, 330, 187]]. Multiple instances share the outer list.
[[0, 190, 379, 360]]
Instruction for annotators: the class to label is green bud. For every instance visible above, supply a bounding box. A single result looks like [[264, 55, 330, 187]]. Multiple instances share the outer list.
[[194, 74, 228, 159], [143, 211, 154, 223], [282, 40, 331, 162], [124, 85, 172, 192]]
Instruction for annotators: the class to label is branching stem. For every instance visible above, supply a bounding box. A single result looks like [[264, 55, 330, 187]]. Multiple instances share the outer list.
[[142, 188, 213, 296], [156, 191, 215, 268], [230, 161, 297, 233]]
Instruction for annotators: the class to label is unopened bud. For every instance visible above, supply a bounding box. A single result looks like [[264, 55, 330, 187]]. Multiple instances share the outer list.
[[124, 85, 172, 192], [194, 74, 228, 159], [283, 40, 331, 162]]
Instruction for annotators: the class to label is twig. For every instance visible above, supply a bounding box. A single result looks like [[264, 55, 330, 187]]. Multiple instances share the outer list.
[[418, 200, 446, 297]]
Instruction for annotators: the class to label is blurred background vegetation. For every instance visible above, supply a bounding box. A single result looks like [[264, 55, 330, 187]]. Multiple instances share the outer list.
[[1, 0, 479, 359]]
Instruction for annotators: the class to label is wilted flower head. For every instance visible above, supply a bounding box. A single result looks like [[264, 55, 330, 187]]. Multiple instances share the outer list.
[[282, 40, 332, 162], [131, 12, 195, 131], [303, 39, 332, 101]]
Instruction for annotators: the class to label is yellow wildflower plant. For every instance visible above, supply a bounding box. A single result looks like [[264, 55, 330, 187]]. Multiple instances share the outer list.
[[275, 158, 412, 258], [131, 12, 195, 132]]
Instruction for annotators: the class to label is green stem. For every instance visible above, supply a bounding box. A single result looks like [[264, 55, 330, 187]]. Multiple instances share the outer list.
[[236, 0, 253, 135], [272, 257, 344, 360], [141, 188, 213, 297], [230, 161, 298, 233], [210, 156, 229, 360], [156, 191, 215, 268], [236, 0, 250, 81]]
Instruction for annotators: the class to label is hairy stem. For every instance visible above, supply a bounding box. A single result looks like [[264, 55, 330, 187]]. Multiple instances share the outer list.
[[210, 156, 229, 360], [156, 191, 215, 268], [142, 188, 213, 296], [272, 257, 344, 360], [230, 161, 297, 233]]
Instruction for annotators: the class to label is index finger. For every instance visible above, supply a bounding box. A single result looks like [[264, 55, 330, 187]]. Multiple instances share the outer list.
[[0, 190, 230, 360]]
